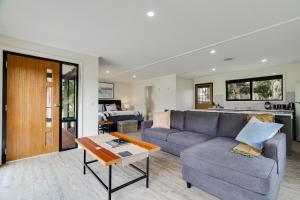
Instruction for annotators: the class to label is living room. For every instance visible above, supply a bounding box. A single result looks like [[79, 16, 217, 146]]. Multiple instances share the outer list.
[[1, 1, 300, 200]]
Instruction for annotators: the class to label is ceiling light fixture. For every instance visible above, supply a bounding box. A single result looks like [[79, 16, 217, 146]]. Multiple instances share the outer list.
[[261, 58, 268, 63], [132, 75, 137, 78], [147, 11, 155, 17], [212, 68, 216, 71], [210, 49, 216, 54], [105, 70, 110, 74], [224, 57, 235, 61]]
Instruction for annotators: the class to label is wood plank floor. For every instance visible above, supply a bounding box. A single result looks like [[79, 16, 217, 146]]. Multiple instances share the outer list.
[[0, 132, 299, 200]]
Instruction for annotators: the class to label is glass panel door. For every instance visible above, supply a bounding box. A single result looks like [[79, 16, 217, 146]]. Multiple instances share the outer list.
[[60, 64, 78, 151], [195, 83, 213, 109]]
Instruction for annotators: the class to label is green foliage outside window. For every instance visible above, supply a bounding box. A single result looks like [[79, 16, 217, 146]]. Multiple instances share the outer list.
[[226, 75, 283, 101]]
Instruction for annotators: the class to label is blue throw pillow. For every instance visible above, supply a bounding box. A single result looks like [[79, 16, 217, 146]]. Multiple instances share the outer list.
[[236, 116, 283, 150]]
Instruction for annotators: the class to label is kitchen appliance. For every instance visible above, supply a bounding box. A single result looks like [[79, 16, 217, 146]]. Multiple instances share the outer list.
[[295, 83, 300, 141], [264, 102, 272, 110]]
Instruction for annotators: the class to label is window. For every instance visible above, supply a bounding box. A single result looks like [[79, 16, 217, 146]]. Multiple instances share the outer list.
[[227, 81, 251, 101], [195, 83, 213, 109], [226, 75, 283, 101]]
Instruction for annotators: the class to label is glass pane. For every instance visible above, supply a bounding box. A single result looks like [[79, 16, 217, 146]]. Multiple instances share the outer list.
[[227, 82, 251, 100], [46, 87, 52, 128], [46, 87, 52, 107], [61, 64, 78, 150], [45, 132, 53, 147], [46, 119, 52, 128], [62, 65, 77, 119], [61, 121, 77, 149], [46, 69, 53, 82], [252, 78, 282, 100], [198, 87, 210, 103]]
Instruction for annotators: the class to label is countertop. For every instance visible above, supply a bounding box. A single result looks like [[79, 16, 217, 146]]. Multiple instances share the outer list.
[[193, 108, 294, 118]]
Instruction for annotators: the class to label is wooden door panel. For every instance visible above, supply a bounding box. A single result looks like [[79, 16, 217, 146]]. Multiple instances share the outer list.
[[6, 54, 60, 161], [195, 83, 213, 110]]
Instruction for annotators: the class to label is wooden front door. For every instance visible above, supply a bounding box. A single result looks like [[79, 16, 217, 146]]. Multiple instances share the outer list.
[[6, 54, 60, 161], [195, 83, 213, 109]]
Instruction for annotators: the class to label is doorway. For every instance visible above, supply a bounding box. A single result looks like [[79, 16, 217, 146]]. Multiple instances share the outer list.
[[2, 51, 79, 163], [60, 64, 78, 151], [195, 83, 214, 109]]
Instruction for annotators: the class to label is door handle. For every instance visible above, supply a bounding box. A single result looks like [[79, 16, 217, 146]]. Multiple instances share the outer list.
[[54, 104, 60, 107]]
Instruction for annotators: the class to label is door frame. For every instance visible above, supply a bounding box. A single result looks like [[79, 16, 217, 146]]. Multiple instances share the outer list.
[[2, 51, 79, 163], [59, 63, 79, 152], [195, 82, 214, 109]]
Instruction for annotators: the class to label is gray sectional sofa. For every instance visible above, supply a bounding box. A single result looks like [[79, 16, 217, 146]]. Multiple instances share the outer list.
[[141, 110, 286, 200]]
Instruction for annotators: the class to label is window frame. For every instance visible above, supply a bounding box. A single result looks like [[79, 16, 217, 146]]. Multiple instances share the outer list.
[[226, 75, 283, 101]]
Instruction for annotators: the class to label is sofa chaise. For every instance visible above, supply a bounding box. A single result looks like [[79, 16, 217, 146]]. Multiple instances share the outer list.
[[141, 110, 286, 200]]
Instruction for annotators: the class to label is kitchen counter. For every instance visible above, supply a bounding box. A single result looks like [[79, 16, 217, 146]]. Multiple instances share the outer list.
[[193, 108, 294, 155], [203, 108, 294, 118]]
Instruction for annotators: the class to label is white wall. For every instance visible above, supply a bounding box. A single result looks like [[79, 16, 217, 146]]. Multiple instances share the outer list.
[[0, 35, 99, 164], [194, 62, 300, 109], [131, 74, 177, 116], [113, 82, 132, 108], [176, 76, 194, 110]]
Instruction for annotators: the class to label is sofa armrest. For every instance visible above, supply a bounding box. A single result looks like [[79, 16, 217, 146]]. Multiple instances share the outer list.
[[141, 120, 153, 131], [263, 133, 286, 179]]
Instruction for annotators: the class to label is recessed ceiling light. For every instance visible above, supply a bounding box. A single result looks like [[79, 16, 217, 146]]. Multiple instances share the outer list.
[[212, 68, 216, 71], [132, 75, 137, 78], [272, 72, 277, 75], [210, 49, 216, 54], [261, 58, 268, 63], [105, 70, 110, 74], [147, 11, 155, 17]]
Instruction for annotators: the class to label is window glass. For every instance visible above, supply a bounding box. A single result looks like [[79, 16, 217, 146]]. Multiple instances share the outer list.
[[253, 78, 282, 100]]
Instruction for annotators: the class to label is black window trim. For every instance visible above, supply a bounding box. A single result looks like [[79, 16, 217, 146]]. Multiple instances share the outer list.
[[226, 75, 283, 101]]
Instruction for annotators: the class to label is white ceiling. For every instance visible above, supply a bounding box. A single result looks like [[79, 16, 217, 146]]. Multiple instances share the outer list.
[[0, 0, 300, 82]]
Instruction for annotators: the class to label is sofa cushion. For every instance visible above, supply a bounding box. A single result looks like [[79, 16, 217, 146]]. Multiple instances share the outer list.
[[217, 113, 247, 138], [167, 131, 213, 147], [143, 128, 178, 141], [181, 137, 277, 195], [184, 111, 220, 136], [170, 110, 185, 130], [236, 117, 283, 150], [152, 111, 170, 129]]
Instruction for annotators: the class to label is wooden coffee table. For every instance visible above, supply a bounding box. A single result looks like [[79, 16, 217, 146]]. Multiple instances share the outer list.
[[75, 132, 160, 200]]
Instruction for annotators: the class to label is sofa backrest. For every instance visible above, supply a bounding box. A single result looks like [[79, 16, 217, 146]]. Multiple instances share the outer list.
[[170, 110, 185, 131], [184, 111, 220, 136], [217, 113, 248, 138]]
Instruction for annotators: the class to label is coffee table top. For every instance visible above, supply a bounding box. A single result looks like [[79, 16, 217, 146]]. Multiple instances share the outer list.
[[75, 132, 160, 166]]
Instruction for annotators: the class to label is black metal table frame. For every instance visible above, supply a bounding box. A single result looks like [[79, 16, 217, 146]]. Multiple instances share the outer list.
[[98, 123, 111, 134], [83, 150, 149, 200]]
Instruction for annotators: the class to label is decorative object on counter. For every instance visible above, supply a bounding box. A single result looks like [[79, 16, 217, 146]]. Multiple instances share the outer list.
[[287, 102, 295, 110], [264, 101, 271, 110], [272, 103, 290, 110], [212, 102, 224, 109]]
